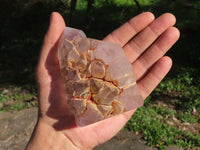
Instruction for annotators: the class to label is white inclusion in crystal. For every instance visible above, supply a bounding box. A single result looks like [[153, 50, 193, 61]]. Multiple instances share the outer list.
[[64, 27, 89, 53], [58, 38, 73, 68]]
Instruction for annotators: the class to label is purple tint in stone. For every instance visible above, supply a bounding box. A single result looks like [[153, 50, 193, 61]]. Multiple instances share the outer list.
[[91, 41, 125, 65], [58, 27, 144, 126]]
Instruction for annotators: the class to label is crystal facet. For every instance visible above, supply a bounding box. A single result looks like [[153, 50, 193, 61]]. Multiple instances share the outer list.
[[58, 27, 144, 126]]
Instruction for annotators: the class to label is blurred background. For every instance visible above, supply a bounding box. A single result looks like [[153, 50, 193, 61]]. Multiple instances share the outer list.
[[0, 0, 200, 149]]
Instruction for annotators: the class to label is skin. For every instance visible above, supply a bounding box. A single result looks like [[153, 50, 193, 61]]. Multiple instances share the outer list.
[[26, 12, 180, 150]]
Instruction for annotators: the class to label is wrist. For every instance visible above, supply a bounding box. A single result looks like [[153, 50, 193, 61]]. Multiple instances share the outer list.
[[26, 119, 80, 150]]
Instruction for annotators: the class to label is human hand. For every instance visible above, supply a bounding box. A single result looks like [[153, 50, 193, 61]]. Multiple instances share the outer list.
[[26, 12, 179, 150]]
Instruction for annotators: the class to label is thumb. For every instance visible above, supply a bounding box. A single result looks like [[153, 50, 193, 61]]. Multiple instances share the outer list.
[[38, 12, 66, 70], [36, 12, 65, 89], [35, 12, 66, 112]]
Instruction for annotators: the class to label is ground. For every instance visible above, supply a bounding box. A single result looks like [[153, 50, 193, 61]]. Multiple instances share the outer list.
[[0, 107, 184, 150], [0, 87, 199, 149]]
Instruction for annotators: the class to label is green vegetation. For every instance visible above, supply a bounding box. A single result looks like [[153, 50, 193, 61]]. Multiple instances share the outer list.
[[176, 112, 197, 124], [156, 67, 200, 112], [125, 65, 200, 148], [125, 103, 200, 149], [0, 0, 199, 149], [0, 87, 37, 113]]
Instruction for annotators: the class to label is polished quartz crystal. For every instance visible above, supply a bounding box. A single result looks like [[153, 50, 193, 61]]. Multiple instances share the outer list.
[[58, 27, 143, 126]]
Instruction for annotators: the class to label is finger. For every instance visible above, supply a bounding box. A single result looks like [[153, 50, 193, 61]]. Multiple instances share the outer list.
[[124, 13, 176, 62], [103, 12, 155, 46], [137, 56, 172, 99], [36, 12, 65, 103], [67, 56, 172, 148], [38, 12, 65, 69], [89, 57, 172, 144], [133, 27, 180, 80]]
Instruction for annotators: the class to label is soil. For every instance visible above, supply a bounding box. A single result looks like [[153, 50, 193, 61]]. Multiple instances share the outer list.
[[0, 108, 37, 150], [154, 98, 200, 136]]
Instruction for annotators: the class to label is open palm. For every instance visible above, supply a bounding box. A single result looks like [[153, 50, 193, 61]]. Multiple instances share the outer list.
[[27, 12, 179, 150]]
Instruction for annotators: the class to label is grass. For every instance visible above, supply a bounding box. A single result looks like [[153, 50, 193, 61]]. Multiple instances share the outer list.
[[176, 112, 197, 124], [125, 103, 200, 149], [125, 65, 200, 149], [0, 0, 200, 149], [0, 86, 38, 113], [156, 67, 200, 112]]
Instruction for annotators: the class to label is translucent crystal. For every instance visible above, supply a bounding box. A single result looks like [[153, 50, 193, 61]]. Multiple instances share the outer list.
[[91, 60, 105, 78], [112, 100, 126, 115], [92, 81, 119, 105], [97, 105, 113, 117], [69, 99, 87, 116], [90, 78, 104, 94], [58, 27, 144, 126]]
